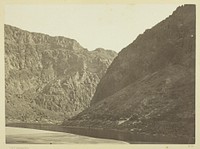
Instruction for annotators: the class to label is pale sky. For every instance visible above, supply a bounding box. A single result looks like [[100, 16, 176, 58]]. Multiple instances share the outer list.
[[5, 4, 182, 52]]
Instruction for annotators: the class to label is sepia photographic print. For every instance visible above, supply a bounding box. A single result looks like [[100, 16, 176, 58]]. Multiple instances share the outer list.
[[1, 0, 199, 148]]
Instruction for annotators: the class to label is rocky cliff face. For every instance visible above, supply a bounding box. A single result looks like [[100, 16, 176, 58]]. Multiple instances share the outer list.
[[5, 25, 117, 123], [63, 5, 195, 142]]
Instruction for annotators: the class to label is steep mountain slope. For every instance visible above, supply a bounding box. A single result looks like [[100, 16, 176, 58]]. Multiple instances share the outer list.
[[63, 5, 195, 141], [5, 25, 117, 124]]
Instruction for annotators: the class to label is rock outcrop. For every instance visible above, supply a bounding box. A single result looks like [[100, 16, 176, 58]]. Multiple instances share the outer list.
[[63, 5, 195, 142], [5, 25, 117, 123]]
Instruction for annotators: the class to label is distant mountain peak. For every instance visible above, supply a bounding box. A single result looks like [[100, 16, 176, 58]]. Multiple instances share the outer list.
[[5, 24, 87, 51]]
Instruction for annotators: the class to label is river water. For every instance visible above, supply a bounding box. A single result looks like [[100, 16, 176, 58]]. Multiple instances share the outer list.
[[6, 123, 194, 144]]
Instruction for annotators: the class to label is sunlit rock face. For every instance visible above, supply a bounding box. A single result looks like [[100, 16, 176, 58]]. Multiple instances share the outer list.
[[5, 24, 117, 123], [64, 5, 195, 141]]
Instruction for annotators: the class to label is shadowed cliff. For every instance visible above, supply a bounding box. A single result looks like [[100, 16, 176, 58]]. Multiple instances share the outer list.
[[63, 5, 195, 142]]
